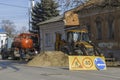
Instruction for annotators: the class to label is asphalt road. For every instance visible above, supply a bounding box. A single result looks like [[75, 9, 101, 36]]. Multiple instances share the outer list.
[[0, 60, 120, 80]]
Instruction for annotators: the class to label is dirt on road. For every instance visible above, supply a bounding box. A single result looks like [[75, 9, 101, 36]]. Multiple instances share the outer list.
[[27, 51, 69, 67]]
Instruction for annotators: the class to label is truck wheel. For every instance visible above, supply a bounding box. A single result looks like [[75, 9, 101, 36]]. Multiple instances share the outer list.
[[1, 54, 7, 60], [11, 53, 15, 60]]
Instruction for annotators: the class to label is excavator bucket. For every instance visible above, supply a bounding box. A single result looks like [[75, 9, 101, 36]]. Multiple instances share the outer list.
[[64, 11, 80, 26], [63, 0, 105, 27]]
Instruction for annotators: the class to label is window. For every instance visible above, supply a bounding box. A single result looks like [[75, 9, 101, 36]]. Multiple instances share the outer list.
[[86, 24, 91, 39], [82, 33, 90, 41], [95, 16, 102, 40], [107, 15, 114, 39], [67, 32, 73, 43], [45, 33, 52, 47]]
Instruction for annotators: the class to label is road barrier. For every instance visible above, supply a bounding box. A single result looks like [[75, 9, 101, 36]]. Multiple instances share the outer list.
[[69, 56, 106, 70]]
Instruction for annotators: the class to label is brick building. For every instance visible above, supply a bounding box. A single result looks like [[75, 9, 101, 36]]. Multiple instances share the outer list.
[[77, 0, 120, 60], [38, 0, 120, 60]]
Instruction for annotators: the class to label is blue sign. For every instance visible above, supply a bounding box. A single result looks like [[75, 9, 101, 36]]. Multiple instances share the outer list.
[[94, 58, 106, 70]]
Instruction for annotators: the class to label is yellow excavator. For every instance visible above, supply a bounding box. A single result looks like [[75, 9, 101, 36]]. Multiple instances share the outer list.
[[55, 0, 104, 56], [55, 28, 102, 56]]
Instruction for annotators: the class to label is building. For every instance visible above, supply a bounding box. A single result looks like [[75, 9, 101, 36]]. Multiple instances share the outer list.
[[0, 28, 7, 51], [38, 0, 120, 60], [38, 15, 65, 51], [77, 0, 120, 60]]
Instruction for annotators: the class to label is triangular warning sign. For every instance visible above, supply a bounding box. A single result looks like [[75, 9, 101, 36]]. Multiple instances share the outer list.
[[71, 57, 82, 68]]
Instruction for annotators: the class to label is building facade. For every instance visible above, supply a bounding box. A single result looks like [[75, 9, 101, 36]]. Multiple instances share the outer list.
[[77, 1, 120, 60], [38, 0, 120, 60], [38, 16, 65, 51], [0, 28, 7, 51]]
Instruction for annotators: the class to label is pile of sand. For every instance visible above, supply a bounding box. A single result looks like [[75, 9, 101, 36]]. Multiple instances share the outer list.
[[27, 51, 69, 67]]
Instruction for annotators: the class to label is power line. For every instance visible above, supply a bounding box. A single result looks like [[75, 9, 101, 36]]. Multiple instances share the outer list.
[[0, 2, 28, 9]]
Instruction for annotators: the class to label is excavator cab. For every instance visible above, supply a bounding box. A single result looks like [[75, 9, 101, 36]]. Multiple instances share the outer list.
[[67, 29, 90, 43]]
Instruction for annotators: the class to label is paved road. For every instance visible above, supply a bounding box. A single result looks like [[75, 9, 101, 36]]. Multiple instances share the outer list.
[[0, 60, 120, 80]]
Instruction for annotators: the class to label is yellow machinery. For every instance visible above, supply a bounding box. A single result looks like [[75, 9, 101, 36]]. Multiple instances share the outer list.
[[55, 0, 105, 56], [55, 29, 102, 56], [55, 0, 109, 70]]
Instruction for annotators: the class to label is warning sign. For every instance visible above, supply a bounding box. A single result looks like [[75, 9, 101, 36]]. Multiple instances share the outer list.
[[71, 57, 82, 68], [82, 57, 93, 68], [69, 56, 106, 70]]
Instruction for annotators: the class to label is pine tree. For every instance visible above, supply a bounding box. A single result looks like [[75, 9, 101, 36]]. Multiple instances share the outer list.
[[31, 0, 59, 31], [31, 2, 42, 30]]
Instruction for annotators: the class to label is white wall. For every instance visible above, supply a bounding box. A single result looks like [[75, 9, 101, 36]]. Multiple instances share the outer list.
[[39, 21, 65, 51], [0, 33, 7, 49]]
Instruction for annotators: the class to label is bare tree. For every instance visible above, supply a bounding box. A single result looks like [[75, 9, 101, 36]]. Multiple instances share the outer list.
[[56, 0, 105, 13], [56, 0, 88, 13], [1, 20, 16, 36]]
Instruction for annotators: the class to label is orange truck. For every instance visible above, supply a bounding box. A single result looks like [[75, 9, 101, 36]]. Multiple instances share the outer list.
[[1, 33, 39, 61], [11, 33, 39, 60]]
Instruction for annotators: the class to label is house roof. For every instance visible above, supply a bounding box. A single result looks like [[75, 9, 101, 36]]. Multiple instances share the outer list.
[[0, 28, 7, 33], [65, 0, 120, 13], [38, 15, 63, 25]]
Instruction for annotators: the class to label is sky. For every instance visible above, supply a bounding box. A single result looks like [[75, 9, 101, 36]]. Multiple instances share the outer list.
[[0, 0, 80, 32], [0, 0, 39, 31]]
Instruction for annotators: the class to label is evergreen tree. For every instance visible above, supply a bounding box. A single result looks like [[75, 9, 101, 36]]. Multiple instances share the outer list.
[[31, 2, 42, 30], [31, 0, 59, 31]]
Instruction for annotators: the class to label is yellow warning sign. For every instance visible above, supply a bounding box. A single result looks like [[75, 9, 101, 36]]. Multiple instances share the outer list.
[[82, 57, 93, 68], [69, 56, 106, 70], [71, 57, 82, 68]]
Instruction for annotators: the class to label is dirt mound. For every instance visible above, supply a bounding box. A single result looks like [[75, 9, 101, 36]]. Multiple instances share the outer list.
[[27, 51, 69, 67]]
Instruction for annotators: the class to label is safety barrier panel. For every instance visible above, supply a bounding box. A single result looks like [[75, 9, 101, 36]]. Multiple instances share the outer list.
[[69, 56, 107, 70]]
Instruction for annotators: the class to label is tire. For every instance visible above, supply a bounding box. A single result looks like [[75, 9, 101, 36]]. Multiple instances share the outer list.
[[1, 53, 7, 60]]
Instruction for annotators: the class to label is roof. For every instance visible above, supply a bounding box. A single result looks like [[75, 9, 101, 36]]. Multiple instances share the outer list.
[[38, 15, 63, 25], [65, 0, 120, 13], [64, 0, 104, 13], [0, 28, 7, 33], [67, 29, 88, 33]]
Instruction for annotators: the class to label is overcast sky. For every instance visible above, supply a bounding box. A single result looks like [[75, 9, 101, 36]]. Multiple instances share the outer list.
[[0, 0, 39, 31]]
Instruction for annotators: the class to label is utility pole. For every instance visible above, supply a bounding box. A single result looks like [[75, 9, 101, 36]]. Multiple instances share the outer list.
[[29, 0, 35, 32]]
